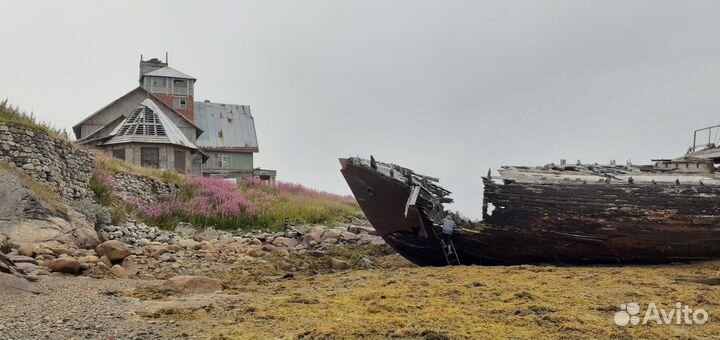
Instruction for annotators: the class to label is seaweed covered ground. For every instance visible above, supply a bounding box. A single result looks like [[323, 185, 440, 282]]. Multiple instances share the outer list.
[[128, 249, 720, 340]]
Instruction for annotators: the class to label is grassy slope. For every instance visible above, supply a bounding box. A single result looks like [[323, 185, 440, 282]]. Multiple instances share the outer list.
[[93, 153, 362, 231], [0, 99, 68, 140]]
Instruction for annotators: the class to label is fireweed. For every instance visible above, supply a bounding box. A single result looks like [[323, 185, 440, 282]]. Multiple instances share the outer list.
[[118, 176, 360, 231]]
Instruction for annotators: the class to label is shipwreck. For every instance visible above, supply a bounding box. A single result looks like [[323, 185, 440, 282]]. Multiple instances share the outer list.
[[340, 124, 720, 266]]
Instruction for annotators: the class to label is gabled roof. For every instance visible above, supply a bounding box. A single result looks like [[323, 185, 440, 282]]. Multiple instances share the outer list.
[[73, 87, 202, 139], [102, 99, 197, 149], [194, 101, 259, 152], [143, 66, 196, 80]]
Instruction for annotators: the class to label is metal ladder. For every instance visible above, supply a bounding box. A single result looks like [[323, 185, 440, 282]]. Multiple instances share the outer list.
[[439, 237, 461, 266]]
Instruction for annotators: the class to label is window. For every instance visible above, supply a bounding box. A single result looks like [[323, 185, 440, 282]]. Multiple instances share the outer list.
[[173, 79, 187, 94], [174, 150, 186, 173], [117, 106, 166, 137], [141, 147, 160, 169], [173, 97, 187, 110], [151, 77, 167, 87], [213, 153, 231, 168], [112, 149, 125, 161]]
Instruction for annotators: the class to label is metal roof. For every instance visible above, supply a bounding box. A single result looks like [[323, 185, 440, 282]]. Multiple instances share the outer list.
[[103, 98, 197, 149], [72, 87, 202, 139], [194, 101, 259, 152], [143, 66, 196, 80]]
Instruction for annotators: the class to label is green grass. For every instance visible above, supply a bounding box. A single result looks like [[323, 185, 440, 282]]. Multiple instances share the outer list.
[[94, 152, 187, 187], [0, 99, 69, 140]]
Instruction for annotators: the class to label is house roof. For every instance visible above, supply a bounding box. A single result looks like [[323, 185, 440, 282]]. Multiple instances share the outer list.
[[194, 101, 259, 152], [72, 87, 202, 139], [143, 66, 196, 80], [101, 99, 197, 149]]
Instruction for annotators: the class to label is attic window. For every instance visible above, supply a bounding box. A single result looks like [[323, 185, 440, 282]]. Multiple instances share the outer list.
[[228, 117, 233, 123], [218, 130, 223, 138], [117, 106, 167, 137]]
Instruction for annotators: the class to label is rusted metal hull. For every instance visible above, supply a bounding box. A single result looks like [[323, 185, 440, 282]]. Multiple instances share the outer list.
[[340, 158, 720, 266]]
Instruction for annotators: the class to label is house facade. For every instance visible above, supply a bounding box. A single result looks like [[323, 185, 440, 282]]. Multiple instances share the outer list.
[[73, 56, 276, 180], [195, 101, 265, 179]]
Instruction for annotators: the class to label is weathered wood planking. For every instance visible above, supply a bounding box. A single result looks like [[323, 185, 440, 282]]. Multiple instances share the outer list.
[[341, 156, 720, 266]]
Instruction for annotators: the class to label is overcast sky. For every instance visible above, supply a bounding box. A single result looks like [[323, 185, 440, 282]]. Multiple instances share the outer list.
[[2, 1, 720, 218]]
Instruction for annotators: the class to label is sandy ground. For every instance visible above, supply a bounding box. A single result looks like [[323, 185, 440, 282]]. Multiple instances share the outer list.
[[4, 250, 720, 340]]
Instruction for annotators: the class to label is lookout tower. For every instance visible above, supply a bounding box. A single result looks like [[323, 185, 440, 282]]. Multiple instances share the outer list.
[[139, 54, 197, 121]]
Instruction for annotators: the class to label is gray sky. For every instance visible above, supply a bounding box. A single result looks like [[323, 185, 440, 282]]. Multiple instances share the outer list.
[[2, 1, 720, 218]]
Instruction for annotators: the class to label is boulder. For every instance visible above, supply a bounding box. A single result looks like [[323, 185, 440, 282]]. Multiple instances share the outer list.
[[340, 231, 360, 241], [178, 239, 201, 250], [145, 244, 170, 258], [121, 257, 139, 277], [193, 228, 220, 242], [322, 237, 338, 245], [321, 229, 342, 241], [95, 240, 130, 262], [17, 243, 34, 257], [302, 231, 323, 246], [0, 213, 100, 250], [272, 237, 299, 248], [0, 172, 100, 249], [164, 275, 224, 294], [348, 225, 376, 235], [330, 258, 350, 270], [96, 261, 111, 272], [110, 264, 128, 278], [48, 257, 80, 275], [32, 244, 55, 257], [174, 222, 196, 237], [99, 255, 112, 268]]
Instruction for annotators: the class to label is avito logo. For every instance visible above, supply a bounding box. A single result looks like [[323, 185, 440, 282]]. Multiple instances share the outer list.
[[614, 302, 709, 326]]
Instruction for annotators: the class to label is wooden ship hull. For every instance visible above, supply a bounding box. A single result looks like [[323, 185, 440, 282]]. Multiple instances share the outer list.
[[340, 153, 720, 266]]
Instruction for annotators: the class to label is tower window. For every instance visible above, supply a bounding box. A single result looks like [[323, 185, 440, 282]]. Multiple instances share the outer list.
[[173, 79, 188, 94], [151, 77, 167, 87], [173, 97, 187, 110]]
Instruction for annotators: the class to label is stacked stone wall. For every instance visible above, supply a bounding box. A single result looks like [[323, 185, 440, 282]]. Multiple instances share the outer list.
[[0, 123, 94, 200]]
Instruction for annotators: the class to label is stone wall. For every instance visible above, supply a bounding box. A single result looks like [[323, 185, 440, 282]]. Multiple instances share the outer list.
[[0, 123, 95, 200], [111, 172, 179, 204]]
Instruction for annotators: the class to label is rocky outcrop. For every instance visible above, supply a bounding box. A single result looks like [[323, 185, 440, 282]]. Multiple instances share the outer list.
[[0, 123, 94, 200], [0, 172, 100, 249], [0, 253, 25, 278]]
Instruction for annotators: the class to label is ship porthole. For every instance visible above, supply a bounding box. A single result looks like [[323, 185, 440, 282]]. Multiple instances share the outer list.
[[367, 187, 375, 197]]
